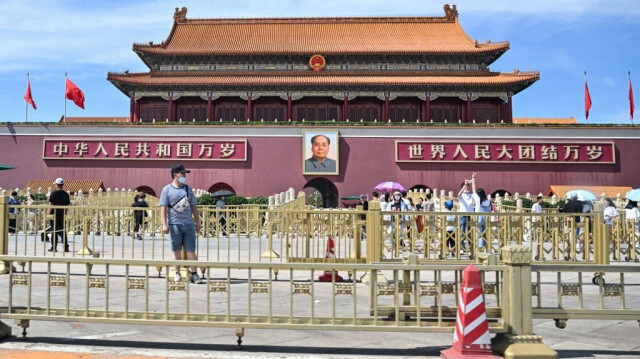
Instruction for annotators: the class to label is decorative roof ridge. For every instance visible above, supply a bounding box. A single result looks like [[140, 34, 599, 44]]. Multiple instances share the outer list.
[[108, 71, 151, 77], [109, 70, 539, 79], [173, 4, 460, 25], [180, 15, 457, 25]]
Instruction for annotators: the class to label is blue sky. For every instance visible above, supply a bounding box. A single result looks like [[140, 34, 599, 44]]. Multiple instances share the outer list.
[[1, 0, 638, 124]]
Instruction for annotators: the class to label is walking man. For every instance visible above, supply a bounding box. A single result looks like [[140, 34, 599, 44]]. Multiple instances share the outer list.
[[48, 178, 71, 252], [159, 164, 204, 284]]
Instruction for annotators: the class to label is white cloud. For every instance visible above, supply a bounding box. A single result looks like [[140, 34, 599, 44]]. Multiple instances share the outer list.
[[1, 0, 637, 74]]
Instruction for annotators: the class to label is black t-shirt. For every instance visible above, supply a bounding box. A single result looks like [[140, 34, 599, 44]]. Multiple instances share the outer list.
[[133, 200, 149, 218], [49, 189, 70, 219], [360, 200, 368, 220], [563, 200, 583, 222]]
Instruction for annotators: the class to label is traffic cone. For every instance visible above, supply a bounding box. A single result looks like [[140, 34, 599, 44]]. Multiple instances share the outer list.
[[318, 236, 343, 282], [441, 264, 502, 359]]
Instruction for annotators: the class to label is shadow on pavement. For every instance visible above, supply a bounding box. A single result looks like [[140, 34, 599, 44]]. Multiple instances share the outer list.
[[2, 336, 447, 357]]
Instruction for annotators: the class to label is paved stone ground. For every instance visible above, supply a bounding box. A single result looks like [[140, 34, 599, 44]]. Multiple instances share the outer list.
[[0, 319, 639, 358], [1, 233, 640, 358]]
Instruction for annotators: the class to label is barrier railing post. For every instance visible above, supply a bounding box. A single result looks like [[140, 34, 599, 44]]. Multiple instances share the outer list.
[[492, 245, 557, 358], [77, 218, 93, 256], [365, 200, 381, 263], [0, 196, 9, 274], [593, 214, 610, 265], [261, 221, 279, 259]]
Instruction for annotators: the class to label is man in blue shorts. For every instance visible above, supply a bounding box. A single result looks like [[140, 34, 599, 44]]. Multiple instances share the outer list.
[[159, 164, 204, 284]]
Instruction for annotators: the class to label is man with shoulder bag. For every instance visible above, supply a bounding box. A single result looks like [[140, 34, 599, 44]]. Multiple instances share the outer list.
[[159, 164, 204, 284]]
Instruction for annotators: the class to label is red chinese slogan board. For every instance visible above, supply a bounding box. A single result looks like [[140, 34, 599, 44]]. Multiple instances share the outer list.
[[396, 141, 615, 164], [43, 139, 247, 161]]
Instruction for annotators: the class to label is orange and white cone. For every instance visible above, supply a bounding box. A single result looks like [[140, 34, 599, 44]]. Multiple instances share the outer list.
[[441, 264, 502, 359], [318, 236, 343, 282]]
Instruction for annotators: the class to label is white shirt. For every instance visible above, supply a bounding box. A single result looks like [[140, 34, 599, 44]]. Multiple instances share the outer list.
[[532, 203, 542, 214], [625, 207, 640, 235], [531, 202, 542, 222], [458, 192, 477, 212], [445, 209, 456, 231], [603, 206, 618, 225]]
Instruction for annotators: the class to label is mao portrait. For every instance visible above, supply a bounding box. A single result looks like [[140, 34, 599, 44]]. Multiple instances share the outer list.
[[302, 130, 339, 175]]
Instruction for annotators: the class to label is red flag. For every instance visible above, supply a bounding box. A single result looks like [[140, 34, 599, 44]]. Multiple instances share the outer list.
[[630, 77, 635, 119], [65, 77, 85, 109], [584, 80, 592, 119], [24, 78, 37, 110]]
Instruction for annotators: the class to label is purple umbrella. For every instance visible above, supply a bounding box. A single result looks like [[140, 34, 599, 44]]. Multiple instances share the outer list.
[[374, 181, 406, 193]]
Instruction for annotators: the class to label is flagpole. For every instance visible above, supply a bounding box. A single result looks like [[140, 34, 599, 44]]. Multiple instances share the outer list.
[[630, 71, 634, 125], [584, 71, 588, 124], [64, 72, 67, 123], [25, 73, 29, 123]]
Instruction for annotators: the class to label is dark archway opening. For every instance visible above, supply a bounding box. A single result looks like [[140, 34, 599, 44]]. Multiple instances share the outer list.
[[303, 178, 339, 208], [409, 184, 431, 192], [135, 185, 156, 197], [491, 189, 511, 198], [208, 182, 236, 195]]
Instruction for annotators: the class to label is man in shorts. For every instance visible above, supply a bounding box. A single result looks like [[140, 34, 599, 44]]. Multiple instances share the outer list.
[[159, 164, 204, 284]]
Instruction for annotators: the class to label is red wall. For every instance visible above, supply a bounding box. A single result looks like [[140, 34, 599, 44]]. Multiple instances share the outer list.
[[1, 126, 638, 201]]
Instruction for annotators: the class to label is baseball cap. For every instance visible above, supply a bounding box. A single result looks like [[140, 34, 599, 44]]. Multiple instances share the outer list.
[[570, 193, 578, 199], [170, 164, 190, 175], [54, 178, 64, 185], [444, 200, 454, 209]]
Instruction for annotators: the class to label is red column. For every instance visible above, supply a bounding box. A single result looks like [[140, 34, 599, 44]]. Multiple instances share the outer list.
[[384, 95, 390, 122], [425, 96, 431, 122], [206, 95, 212, 121], [129, 94, 134, 122], [343, 95, 349, 121], [168, 95, 173, 122], [508, 95, 513, 123], [247, 96, 253, 121], [466, 96, 472, 123], [133, 100, 140, 123], [287, 95, 292, 121]]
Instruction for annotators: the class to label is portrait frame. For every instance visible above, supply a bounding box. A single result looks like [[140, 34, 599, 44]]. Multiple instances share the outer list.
[[302, 129, 339, 175]]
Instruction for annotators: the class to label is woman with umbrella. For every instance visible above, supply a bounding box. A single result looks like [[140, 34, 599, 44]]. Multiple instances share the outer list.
[[213, 190, 234, 236]]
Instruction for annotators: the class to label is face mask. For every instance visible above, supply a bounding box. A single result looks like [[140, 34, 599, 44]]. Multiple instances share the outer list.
[[394, 195, 401, 200], [178, 177, 186, 184]]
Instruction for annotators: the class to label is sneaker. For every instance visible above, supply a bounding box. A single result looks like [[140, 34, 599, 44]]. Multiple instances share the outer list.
[[47, 247, 56, 252], [174, 272, 182, 282], [191, 273, 204, 284]]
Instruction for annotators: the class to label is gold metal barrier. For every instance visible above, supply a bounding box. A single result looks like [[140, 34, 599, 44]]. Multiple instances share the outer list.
[[530, 263, 640, 327], [0, 255, 507, 333], [0, 247, 575, 357], [2, 196, 638, 265], [375, 210, 617, 264]]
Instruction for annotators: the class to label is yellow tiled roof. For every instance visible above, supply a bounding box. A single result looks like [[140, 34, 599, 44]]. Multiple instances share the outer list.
[[133, 14, 509, 55], [513, 117, 577, 124], [24, 180, 105, 195], [108, 71, 539, 87], [546, 185, 633, 199]]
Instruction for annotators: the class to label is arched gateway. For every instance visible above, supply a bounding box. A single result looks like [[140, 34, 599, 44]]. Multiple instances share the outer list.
[[304, 178, 339, 208], [1, 6, 637, 204]]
